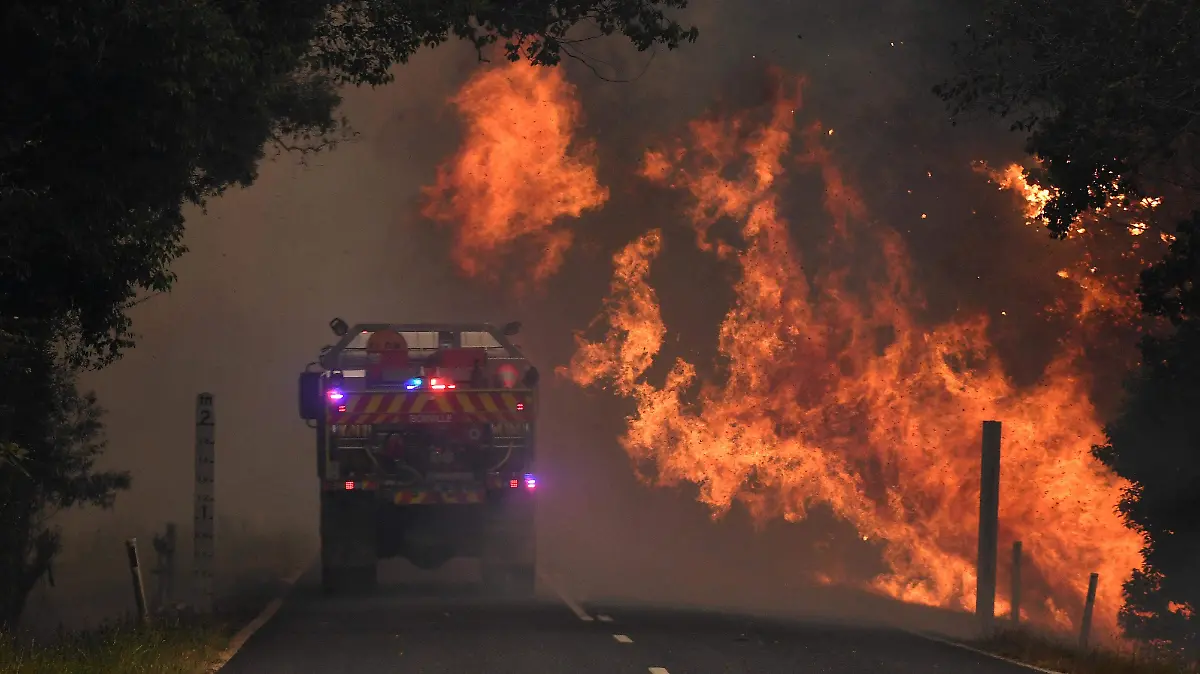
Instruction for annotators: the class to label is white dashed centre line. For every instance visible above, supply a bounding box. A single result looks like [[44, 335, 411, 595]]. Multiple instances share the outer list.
[[613, 634, 634, 643], [648, 668, 670, 674], [598, 614, 613, 622]]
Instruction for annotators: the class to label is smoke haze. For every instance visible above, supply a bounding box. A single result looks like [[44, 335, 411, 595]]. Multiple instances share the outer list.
[[29, 0, 1136, 640]]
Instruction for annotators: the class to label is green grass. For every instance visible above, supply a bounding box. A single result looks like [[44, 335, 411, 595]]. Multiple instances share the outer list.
[[0, 617, 235, 674], [971, 627, 1191, 674]]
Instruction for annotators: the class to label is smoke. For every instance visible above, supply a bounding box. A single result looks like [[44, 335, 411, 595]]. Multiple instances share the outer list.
[[32, 0, 1138, 638]]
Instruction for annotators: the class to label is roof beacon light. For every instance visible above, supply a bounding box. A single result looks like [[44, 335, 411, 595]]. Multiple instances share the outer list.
[[404, 377, 423, 390], [429, 378, 456, 391], [523, 473, 536, 491], [327, 389, 344, 402]]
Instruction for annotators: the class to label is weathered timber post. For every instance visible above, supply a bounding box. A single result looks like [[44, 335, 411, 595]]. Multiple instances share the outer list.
[[1011, 540, 1022, 627], [976, 420, 1002, 633], [1080, 572, 1099, 649], [125, 538, 150, 626], [152, 522, 177, 609]]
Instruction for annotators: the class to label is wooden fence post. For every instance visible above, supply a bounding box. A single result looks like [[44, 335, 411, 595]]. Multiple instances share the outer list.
[[1011, 541, 1022, 627], [152, 522, 177, 610], [125, 538, 150, 626], [1079, 572, 1099, 649], [976, 421, 1002, 633]]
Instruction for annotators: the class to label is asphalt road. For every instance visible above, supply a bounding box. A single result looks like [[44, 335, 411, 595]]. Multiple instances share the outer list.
[[220, 562, 1040, 674]]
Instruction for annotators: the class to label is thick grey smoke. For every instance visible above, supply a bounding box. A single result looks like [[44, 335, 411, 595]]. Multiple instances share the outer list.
[[33, 0, 1088, 635]]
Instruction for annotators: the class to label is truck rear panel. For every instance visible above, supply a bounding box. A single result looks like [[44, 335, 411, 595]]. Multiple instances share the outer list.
[[303, 322, 539, 592]]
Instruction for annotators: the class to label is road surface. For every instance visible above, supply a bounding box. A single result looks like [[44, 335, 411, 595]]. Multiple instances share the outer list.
[[220, 562, 1040, 674]]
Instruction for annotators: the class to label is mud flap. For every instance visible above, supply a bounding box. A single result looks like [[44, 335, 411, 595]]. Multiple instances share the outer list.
[[320, 490, 379, 594]]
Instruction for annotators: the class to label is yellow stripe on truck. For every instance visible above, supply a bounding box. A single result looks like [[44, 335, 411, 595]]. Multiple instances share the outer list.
[[363, 395, 384, 414], [479, 393, 500, 413], [409, 394, 430, 413], [457, 393, 476, 413]]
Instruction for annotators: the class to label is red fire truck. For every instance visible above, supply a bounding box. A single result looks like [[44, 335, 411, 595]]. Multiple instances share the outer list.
[[298, 320, 539, 595]]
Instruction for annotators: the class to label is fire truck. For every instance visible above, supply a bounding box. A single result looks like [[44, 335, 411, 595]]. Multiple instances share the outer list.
[[298, 319, 539, 595]]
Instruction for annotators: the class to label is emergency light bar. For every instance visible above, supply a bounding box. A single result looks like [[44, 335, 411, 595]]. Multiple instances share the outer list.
[[403, 376, 456, 391]]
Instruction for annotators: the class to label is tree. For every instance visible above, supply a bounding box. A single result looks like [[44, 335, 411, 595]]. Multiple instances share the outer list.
[[0, 344, 130, 629], [1091, 212, 1200, 656], [937, 1, 1200, 652], [0, 0, 697, 627], [1, 0, 698, 368], [934, 0, 1200, 239]]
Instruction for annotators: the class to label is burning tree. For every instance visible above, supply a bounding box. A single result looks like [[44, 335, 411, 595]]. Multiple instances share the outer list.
[[938, 0, 1200, 653], [1092, 214, 1200, 655], [564, 73, 1143, 637], [935, 0, 1200, 241]]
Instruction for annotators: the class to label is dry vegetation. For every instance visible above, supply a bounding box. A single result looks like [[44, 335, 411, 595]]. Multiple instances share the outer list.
[[972, 627, 1192, 674], [0, 618, 231, 674], [0, 519, 313, 673]]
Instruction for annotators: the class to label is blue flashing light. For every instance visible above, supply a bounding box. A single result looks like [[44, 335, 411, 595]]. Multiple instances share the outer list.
[[523, 473, 536, 490], [405, 377, 423, 390]]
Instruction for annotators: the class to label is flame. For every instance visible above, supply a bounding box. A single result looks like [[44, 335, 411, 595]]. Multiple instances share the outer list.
[[421, 60, 609, 284], [974, 161, 1168, 325], [566, 73, 1144, 637]]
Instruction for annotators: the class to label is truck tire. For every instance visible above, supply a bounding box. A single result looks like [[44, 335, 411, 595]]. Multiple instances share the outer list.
[[481, 496, 536, 597], [320, 490, 379, 595]]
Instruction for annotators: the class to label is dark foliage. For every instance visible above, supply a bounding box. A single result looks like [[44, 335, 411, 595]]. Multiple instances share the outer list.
[[0, 340, 130, 628], [934, 0, 1200, 240], [0, 0, 696, 628], [0, 0, 697, 368], [1092, 214, 1200, 655]]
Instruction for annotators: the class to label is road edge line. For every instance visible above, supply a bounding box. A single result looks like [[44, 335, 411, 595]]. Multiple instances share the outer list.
[[208, 562, 310, 672], [902, 629, 1067, 674], [537, 569, 593, 621]]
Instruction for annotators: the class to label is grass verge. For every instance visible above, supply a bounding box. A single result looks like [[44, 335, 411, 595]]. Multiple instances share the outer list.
[[970, 627, 1191, 674], [0, 615, 238, 674]]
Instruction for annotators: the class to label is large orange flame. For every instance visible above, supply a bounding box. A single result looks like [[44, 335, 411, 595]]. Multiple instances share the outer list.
[[421, 60, 609, 284], [565, 73, 1144, 637]]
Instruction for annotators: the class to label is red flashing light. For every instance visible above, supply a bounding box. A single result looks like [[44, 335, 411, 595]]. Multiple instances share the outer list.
[[429, 378, 456, 391], [516, 403, 524, 411], [344, 481, 355, 490], [509, 479, 519, 489], [337, 405, 347, 412]]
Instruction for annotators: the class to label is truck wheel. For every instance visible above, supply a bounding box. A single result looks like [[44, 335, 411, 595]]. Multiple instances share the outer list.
[[321, 563, 378, 595]]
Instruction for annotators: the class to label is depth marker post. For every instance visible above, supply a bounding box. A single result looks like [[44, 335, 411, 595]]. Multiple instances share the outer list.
[[194, 393, 216, 612]]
